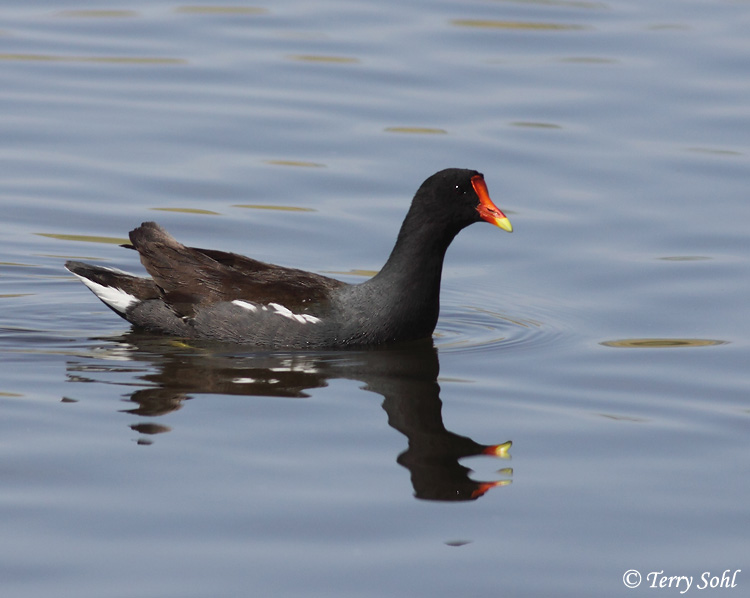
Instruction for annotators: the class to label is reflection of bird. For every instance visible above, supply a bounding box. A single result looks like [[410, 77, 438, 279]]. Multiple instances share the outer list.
[[65, 169, 512, 348], [66, 335, 512, 501]]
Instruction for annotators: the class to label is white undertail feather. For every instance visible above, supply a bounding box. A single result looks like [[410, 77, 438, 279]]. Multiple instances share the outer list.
[[68, 270, 138, 314]]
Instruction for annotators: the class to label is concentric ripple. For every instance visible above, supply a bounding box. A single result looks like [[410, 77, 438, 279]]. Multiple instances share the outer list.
[[435, 292, 567, 355]]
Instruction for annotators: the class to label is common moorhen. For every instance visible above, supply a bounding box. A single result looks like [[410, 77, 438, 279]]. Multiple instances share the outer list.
[[66, 168, 512, 348]]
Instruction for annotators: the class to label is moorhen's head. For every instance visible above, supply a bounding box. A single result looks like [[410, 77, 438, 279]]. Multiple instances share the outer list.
[[411, 168, 513, 235]]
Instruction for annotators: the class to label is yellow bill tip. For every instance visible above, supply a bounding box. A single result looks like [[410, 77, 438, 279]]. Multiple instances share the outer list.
[[495, 216, 513, 233]]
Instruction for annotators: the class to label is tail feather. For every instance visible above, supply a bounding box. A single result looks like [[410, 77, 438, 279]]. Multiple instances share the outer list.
[[65, 261, 158, 317], [128, 221, 224, 295]]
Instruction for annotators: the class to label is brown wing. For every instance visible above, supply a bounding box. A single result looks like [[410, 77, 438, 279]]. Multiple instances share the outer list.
[[128, 222, 345, 318]]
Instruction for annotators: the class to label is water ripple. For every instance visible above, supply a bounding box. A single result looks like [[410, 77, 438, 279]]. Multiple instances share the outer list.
[[435, 305, 563, 354]]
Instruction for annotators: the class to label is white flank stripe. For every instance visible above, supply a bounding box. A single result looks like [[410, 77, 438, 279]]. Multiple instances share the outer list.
[[232, 300, 320, 324], [71, 273, 138, 314], [268, 302, 321, 324], [268, 302, 292, 317], [232, 300, 258, 312]]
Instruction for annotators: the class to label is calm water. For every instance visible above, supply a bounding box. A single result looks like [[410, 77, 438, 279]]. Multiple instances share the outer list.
[[1, 1, 748, 596]]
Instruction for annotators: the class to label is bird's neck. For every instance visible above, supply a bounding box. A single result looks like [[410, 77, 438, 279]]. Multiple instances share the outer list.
[[353, 210, 460, 341], [377, 203, 460, 284]]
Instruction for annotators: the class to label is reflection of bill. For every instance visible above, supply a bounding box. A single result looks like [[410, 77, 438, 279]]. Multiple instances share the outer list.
[[65, 334, 513, 502]]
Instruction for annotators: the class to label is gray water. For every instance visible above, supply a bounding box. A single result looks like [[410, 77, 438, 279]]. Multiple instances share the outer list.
[[1, 1, 748, 597]]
